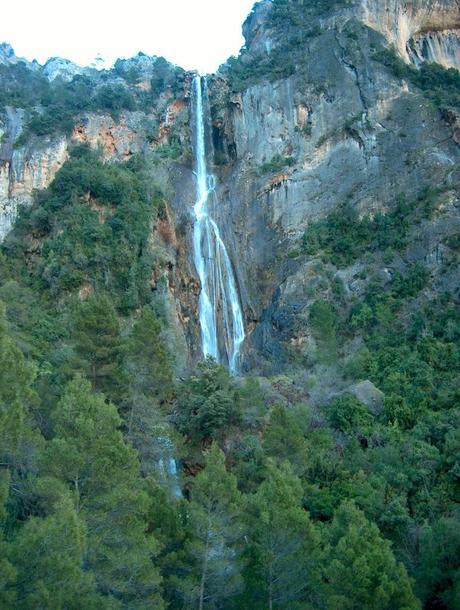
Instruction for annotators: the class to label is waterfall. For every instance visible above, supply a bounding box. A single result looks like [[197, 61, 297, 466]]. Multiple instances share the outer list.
[[157, 436, 182, 498], [192, 75, 245, 374]]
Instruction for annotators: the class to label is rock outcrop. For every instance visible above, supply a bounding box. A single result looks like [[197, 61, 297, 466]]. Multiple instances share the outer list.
[[0, 48, 189, 236], [204, 0, 460, 373], [1, 0, 459, 376], [360, 0, 460, 66]]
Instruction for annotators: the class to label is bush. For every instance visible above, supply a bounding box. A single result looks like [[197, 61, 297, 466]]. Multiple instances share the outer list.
[[299, 188, 447, 267], [4, 146, 160, 311], [257, 154, 295, 176], [0, 57, 186, 139]]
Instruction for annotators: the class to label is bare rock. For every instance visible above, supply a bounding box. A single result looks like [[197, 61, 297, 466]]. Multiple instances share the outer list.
[[347, 380, 385, 416]]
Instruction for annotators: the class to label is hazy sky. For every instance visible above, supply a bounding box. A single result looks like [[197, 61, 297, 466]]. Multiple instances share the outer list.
[[1, 0, 258, 73]]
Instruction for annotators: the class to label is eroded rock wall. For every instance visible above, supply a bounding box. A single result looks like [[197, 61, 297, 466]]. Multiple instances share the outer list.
[[208, 0, 460, 373], [359, 0, 460, 66]]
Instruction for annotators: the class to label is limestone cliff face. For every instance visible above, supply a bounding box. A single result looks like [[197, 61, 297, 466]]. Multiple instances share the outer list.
[[0, 49, 188, 239], [359, 0, 460, 66], [408, 28, 460, 67], [0, 109, 68, 239], [0, 50, 196, 371], [207, 0, 460, 373], [0, 113, 146, 240], [1, 0, 460, 378], [241, 0, 460, 68]]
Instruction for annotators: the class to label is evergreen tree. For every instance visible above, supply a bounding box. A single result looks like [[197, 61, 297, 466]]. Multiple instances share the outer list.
[[176, 445, 244, 609], [125, 305, 174, 475], [417, 516, 460, 610], [145, 478, 189, 609], [263, 405, 310, 476], [174, 359, 241, 445], [0, 301, 40, 470], [44, 376, 164, 609], [70, 293, 125, 402], [245, 461, 321, 610], [323, 501, 420, 610], [126, 305, 172, 401], [8, 489, 115, 610], [0, 470, 16, 610]]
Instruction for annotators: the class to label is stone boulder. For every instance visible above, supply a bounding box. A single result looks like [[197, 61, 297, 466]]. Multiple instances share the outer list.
[[346, 380, 385, 416]]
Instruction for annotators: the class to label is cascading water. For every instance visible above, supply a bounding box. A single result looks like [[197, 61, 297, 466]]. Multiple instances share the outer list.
[[192, 75, 245, 374], [157, 436, 182, 498]]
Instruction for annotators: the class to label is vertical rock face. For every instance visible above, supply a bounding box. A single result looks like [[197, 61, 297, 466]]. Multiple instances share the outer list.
[[0, 112, 152, 241], [71, 112, 155, 161], [0, 48, 188, 241], [205, 0, 460, 372], [0, 51, 196, 371], [408, 28, 460, 68], [358, 0, 460, 66], [0, 106, 69, 240], [42, 57, 88, 82], [1, 0, 459, 374]]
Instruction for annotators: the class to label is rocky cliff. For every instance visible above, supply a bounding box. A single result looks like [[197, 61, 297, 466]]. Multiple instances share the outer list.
[[0, 0, 459, 386], [205, 0, 460, 382], [0, 46, 189, 237]]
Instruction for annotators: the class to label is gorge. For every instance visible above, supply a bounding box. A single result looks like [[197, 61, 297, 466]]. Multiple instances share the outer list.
[[0, 1, 459, 608]]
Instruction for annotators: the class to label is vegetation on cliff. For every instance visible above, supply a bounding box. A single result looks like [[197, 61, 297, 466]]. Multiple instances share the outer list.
[[0, 54, 185, 140], [0, 140, 458, 609], [0, 2, 459, 609]]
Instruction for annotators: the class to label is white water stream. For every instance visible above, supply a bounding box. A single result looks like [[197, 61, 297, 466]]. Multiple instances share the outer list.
[[192, 75, 245, 374]]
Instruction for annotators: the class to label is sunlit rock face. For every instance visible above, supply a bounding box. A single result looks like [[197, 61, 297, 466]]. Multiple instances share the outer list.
[[408, 28, 460, 69], [0, 44, 191, 241], [43, 57, 89, 82], [1, 0, 459, 374], [201, 0, 460, 372], [359, 0, 460, 67], [72, 112, 152, 161], [0, 43, 16, 65], [0, 105, 69, 240], [0, 108, 162, 240], [0, 137, 68, 241]]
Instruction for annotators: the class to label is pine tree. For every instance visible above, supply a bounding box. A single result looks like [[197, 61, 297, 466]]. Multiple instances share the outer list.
[[177, 445, 244, 609], [0, 301, 40, 470], [70, 293, 125, 402], [263, 405, 310, 476], [126, 305, 172, 401], [174, 359, 241, 445], [44, 376, 164, 609], [125, 306, 174, 475], [417, 516, 460, 610], [0, 470, 16, 610], [8, 489, 116, 610], [245, 460, 321, 610], [323, 501, 420, 610]]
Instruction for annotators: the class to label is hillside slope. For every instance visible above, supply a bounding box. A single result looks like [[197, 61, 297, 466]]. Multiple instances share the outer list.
[[0, 1, 459, 608]]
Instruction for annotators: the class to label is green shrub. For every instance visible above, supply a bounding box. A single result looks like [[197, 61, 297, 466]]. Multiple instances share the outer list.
[[4, 146, 160, 312], [375, 48, 460, 109], [257, 154, 295, 176], [328, 394, 373, 432], [300, 188, 447, 267]]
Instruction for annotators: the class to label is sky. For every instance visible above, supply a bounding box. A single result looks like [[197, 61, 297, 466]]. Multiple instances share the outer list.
[[1, 0, 258, 73]]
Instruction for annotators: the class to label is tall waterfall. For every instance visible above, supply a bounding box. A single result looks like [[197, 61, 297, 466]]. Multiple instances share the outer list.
[[192, 75, 245, 374]]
